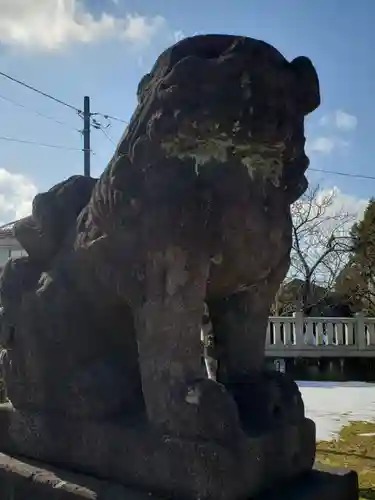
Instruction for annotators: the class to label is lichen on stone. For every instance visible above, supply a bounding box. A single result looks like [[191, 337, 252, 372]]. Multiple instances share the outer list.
[[162, 127, 286, 185], [161, 135, 232, 175], [240, 73, 252, 100]]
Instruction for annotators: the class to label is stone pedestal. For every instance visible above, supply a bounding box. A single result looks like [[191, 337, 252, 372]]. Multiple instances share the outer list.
[[0, 403, 318, 499], [0, 453, 359, 500]]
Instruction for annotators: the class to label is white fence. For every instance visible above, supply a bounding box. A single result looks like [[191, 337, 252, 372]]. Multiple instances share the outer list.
[[266, 312, 375, 357]]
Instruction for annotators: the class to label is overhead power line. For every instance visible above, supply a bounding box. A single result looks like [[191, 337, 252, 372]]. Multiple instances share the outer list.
[[0, 93, 81, 132], [0, 70, 130, 176], [0, 70, 129, 124], [0, 135, 82, 151], [310, 168, 375, 181], [92, 112, 128, 124], [0, 70, 81, 113], [99, 127, 116, 145], [1, 69, 373, 181]]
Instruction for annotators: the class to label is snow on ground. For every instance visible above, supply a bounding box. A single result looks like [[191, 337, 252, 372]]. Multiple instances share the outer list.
[[297, 381, 375, 441]]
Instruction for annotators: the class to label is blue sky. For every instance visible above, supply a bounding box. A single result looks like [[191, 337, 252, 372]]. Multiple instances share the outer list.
[[0, 0, 373, 223]]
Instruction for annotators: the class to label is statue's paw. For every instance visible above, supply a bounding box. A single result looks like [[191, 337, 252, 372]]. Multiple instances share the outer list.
[[224, 371, 304, 432], [166, 378, 244, 444]]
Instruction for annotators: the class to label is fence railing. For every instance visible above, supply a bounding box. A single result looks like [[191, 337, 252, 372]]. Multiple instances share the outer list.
[[266, 312, 375, 357]]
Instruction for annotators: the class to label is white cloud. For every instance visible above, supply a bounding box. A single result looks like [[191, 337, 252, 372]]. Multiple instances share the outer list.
[[294, 186, 367, 237], [0, 168, 37, 224], [307, 135, 351, 155], [316, 186, 367, 223], [334, 110, 357, 131], [320, 110, 358, 132], [308, 137, 336, 154], [173, 30, 185, 43], [120, 13, 166, 46], [289, 186, 368, 286], [0, 0, 167, 51]]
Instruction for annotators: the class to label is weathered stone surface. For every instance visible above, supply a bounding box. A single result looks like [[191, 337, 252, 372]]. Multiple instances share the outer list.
[[0, 453, 147, 500], [0, 404, 315, 499], [257, 466, 359, 500], [0, 453, 359, 500], [14, 175, 97, 264], [0, 34, 322, 499]]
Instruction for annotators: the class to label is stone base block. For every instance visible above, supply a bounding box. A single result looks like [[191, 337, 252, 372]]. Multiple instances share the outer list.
[[0, 403, 316, 499], [257, 465, 359, 500], [0, 454, 359, 500]]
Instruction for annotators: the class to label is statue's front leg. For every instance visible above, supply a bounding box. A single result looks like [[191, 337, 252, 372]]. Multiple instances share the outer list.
[[134, 244, 243, 442], [208, 284, 304, 432]]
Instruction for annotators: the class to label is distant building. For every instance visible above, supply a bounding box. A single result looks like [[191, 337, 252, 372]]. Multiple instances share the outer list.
[[0, 221, 27, 272]]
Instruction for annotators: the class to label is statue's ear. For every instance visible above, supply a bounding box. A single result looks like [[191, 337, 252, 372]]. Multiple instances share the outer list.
[[290, 56, 320, 115], [137, 73, 152, 103]]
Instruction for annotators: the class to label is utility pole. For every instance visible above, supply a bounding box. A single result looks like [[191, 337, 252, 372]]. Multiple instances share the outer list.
[[83, 96, 91, 177]]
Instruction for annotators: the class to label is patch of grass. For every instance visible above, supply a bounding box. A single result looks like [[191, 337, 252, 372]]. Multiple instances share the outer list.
[[316, 421, 375, 500]]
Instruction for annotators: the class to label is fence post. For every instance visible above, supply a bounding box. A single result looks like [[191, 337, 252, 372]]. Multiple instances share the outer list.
[[355, 312, 366, 351], [293, 311, 304, 346]]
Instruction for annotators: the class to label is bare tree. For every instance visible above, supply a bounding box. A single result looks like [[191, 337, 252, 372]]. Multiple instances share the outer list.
[[336, 258, 375, 315], [277, 186, 356, 314]]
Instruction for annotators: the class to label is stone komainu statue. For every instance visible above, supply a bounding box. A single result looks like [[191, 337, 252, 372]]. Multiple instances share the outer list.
[[0, 35, 320, 500]]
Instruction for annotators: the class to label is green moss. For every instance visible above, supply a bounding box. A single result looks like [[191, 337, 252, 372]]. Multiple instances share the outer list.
[[316, 421, 375, 499]]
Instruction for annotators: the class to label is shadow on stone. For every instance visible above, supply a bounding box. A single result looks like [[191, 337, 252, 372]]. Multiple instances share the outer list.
[[0, 34, 358, 500]]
